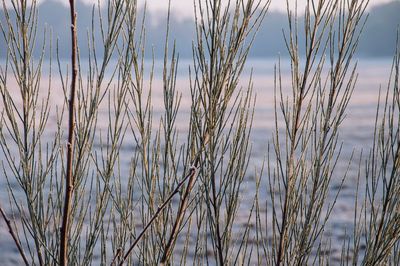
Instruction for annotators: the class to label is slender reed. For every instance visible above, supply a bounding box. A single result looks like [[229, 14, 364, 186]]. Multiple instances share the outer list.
[[360, 36, 400, 265], [267, 0, 368, 264]]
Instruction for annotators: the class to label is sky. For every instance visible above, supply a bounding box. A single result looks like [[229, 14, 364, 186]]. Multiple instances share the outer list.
[[72, 0, 395, 13], [134, 0, 395, 18], [2, 0, 397, 20]]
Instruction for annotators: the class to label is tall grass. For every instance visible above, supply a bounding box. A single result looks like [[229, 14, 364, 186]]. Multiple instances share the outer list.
[[0, 0, 399, 265], [262, 0, 368, 264], [358, 37, 400, 265]]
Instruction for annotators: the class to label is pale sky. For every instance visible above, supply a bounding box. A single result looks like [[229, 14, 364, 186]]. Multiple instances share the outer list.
[[3, 0, 397, 20], [135, 0, 395, 17]]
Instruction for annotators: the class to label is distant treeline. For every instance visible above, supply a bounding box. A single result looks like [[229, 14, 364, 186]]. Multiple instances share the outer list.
[[1, 0, 399, 58]]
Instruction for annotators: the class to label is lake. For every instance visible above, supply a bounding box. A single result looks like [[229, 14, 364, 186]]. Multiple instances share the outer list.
[[0, 57, 394, 264]]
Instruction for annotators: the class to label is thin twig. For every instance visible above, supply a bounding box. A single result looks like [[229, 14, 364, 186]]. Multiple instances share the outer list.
[[0, 206, 29, 266], [114, 162, 200, 266], [160, 155, 202, 264]]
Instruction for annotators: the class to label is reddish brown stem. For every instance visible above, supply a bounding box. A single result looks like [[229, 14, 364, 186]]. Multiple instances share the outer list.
[[160, 161, 199, 264], [0, 206, 29, 266], [60, 0, 78, 265], [113, 165, 199, 266]]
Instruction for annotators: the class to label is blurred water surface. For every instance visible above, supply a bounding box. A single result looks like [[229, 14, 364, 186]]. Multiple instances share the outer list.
[[0, 57, 393, 264]]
